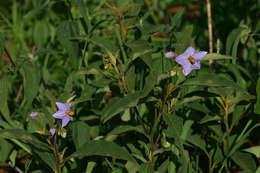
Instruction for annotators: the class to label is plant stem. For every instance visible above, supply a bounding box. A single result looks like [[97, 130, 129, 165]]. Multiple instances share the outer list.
[[223, 97, 230, 153], [134, 107, 149, 138], [114, 25, 127, 63], [53, 132, 61, 173]]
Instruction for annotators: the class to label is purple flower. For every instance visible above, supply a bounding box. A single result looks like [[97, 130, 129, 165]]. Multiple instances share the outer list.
[[175, 46, 207, 76], [50, 128, 56, 136], [53, 102, 74, 127], [165, 51, 175, 59], [30, 112, 39, 118]]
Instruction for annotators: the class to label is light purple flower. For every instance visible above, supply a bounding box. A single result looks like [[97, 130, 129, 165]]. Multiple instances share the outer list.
[[175, 46, 207, 76], [53, 102, 74, 127], [50, 128, 56, 136], [30, 112, 39, 118], [165, 51, 175, 59]]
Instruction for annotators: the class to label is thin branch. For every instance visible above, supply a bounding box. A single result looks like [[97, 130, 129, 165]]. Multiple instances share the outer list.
[[134, 107, 149, 138], [4, 47, 15, 67], [15, 84, 23, 103], [8, 161, 24, 173]]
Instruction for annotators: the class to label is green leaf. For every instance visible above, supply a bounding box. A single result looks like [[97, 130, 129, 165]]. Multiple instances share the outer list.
[[168, 161, 176, 173], [256, 166, 260, 173], [72, 121, 91, 150], [138, 162, 154, 173], [102, 92, 140, 123], [170, 8, 184, 29], [22, 63, 41, 110], [90, 36, 117, 54], [57, 21, 79, 69], [180, 120, 194, 142], [0, 32, 4, 61], [186, 134, 207, 156], [34, 149, 57, 172], [175, 25, 193, 55], [27, 114, 49, 135], [126, 40, 152, 60], [0, 139, 13, 165], [68, 140, 137, 163], [0, 129, 55, 170], [71, 0, 91, 33], [64, 68, 115, 91], [125, 65, 136, 91], [157, 159, 170, 173], [226, 27, 243, 55], [254, 77, 260, 114], [243, 146, 260, 158], [164, 113, 183, 147], [102, 71, 158, 123], [125, 161, 139, 173], [231, 151, 256, 173], [33, 20, 49, 48], [85, 161, 96, 173], [182, 74, 244, 92], [0, 75, 12, 124], [0, 129, 49, 150], [107, 125, 144, 136], [202, 53, 235, 61]]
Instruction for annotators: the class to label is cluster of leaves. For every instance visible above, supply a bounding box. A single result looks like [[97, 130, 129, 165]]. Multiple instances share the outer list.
[[0, 0, 259, 172]]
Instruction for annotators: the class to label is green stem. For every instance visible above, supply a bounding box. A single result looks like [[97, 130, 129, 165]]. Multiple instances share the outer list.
[[53, 121, 61, 173], [114, 25, 127, 63], [209, 155, 213, 173], [224, 98, 230, 154], [149, 99, 164, 164]]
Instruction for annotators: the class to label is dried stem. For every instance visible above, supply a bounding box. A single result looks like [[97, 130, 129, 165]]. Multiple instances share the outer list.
[[206, 0, 213, 69], [217, 38, 220, 54]]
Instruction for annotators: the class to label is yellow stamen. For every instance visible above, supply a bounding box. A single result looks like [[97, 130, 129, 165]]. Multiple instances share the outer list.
[[188, 56, 196, 64], [66, 110, 74, 116]]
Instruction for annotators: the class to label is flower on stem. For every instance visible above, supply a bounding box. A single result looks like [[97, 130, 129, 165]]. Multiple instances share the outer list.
[[53, 102, 74, 127], [164, 51, 175, 59], [50, 128, 56, 136], [175, 46, 207, 76], [30, 112, 39, 118]]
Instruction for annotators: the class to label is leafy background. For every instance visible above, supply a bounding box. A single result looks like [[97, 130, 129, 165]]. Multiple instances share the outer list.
[[0, 0, 259, 172]]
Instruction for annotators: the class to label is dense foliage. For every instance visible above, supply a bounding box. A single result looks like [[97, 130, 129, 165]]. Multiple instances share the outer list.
[[0, 0, 259, 172]]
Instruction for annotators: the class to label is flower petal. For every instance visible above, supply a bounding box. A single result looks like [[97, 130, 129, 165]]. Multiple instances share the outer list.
[[182, 63, 192, 76], [193, 51, 207, 60], [184, 46, 195, 56], [165, 51, 175, 59], [30, 112, 39, 118], [53, 111, 66, 119], [50, 128, 56, 136], [56, 102, 71, 111], [175, 53, 188, 66], [61, 116, 73, 127]]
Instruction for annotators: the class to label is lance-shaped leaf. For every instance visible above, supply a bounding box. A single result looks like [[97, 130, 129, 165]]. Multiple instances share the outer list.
[[182, 74, 245, 92], [0, 129, 49, 150], [67, 140, 137, 164], [0, 129, 56, 171], [102, 71, 158, 123]]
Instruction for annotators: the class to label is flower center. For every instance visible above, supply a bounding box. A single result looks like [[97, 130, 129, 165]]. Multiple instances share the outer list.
[[66, 110, 74, 116], [188, 56, 196, 64]]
